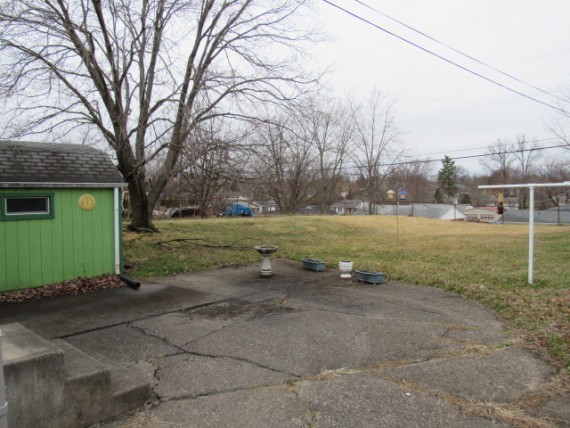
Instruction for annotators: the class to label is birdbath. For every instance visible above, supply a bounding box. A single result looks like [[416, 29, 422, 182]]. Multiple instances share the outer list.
[[254, 245, 278, 277]]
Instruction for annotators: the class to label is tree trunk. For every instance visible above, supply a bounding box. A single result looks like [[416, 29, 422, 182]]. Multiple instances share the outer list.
[[126, 178, 156, 231]]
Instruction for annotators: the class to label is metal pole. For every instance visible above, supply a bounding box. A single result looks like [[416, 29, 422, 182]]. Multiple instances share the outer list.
[[0, 329, 8, 428], [478, 182, 570, 286], [396, 201, 399, 251], [528, 186, 535, 285]]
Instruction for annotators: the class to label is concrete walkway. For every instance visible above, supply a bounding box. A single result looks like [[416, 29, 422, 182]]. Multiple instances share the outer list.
[[1, 259, 567, 427]]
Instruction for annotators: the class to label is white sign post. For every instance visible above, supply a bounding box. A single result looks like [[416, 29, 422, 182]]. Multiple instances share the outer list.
[[478, 182, 570, 285]]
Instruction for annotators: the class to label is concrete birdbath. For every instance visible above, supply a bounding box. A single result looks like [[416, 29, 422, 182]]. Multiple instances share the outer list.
[[254, 245, 278, 277]]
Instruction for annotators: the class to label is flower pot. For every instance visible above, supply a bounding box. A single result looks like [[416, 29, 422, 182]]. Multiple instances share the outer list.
[[303, 258, 326, 272], [355, 270, 385, 285], [339, 261, 353, 279]]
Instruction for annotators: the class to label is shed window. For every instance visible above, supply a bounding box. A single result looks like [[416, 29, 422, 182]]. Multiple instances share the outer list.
[[1, 194, 54, 220]]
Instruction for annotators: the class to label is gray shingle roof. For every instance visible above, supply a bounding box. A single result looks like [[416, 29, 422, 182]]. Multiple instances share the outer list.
[[0, 141, 125, 188]]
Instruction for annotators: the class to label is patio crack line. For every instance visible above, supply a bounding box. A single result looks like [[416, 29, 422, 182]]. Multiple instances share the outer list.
[[129, 322, 299, 377], [159, 381, 296, 403], [179, 296, 303, 347], [55, 299, 234, 339], [184, 350, 301, 377], [380, 374, 557, 428], [129, 323, 191, 354], [284, 382, 320, 428], [179, 312, 295, 348], [290, 306, 513, 339]]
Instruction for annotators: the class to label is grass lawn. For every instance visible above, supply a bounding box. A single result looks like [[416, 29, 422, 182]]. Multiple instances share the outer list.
[[124, 215, 570, 370]]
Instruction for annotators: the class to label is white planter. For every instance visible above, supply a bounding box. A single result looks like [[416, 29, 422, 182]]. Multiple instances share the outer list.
[[339, 261, 353, 279]]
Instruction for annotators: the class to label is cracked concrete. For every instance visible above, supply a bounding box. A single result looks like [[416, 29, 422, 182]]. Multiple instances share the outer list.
[[0, 259, 567, 427]]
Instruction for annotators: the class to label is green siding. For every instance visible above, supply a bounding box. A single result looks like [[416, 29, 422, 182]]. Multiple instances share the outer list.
[[0, 188, 119, 292]]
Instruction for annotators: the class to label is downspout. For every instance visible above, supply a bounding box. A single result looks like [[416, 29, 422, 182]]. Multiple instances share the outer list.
[[114, 187, 121, 275]]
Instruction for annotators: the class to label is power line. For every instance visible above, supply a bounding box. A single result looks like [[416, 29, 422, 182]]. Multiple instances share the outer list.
[[233, 141, 568, 178], [370, 142, 568, 169], [351, 0, 569, 105], [401, 136, 562, 159], [322, 0, 570, 117]]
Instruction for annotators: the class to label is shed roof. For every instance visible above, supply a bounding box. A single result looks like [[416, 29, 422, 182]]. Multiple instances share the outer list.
[[0, 141, 125, 188]]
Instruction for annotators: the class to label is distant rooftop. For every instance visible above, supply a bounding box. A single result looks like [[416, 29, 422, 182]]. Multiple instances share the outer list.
[[0, 141, 125, 188]]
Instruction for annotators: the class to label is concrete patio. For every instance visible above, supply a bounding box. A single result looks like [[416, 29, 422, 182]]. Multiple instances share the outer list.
[[0, 259, 567, 427]]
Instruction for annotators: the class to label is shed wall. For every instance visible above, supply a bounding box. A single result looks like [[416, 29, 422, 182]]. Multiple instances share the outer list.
[[0, 188, 116, 292]]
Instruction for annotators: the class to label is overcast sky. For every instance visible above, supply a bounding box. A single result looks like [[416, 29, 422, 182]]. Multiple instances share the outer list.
[[311, 0, 570, 173]]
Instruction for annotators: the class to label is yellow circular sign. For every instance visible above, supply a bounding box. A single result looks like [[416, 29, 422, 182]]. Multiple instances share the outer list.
[[79, 194, 96, 211]]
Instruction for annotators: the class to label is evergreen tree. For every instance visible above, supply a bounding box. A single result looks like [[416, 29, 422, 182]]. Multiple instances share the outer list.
[[437, 156, 458, 200], [434, 187, 444, 203]]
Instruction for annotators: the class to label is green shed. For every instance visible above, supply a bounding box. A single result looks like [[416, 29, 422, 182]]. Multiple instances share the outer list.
[[0, 141, 126, 292]]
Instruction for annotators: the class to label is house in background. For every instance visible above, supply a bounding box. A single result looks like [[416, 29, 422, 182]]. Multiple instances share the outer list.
[[0, 141, 126, 292], [331, 199, 366, 215], [258, 199, 279, 214], [464, 207, 501, 223]]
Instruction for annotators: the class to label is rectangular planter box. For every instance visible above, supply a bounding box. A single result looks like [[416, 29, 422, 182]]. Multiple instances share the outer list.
[[355, 270, 385, 285], [302, 258, 326, 272]]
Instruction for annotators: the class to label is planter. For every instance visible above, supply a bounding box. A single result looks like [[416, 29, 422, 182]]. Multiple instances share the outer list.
[[302, 258, 326, 272], [355, 270, 385, 285], [339, 261, 353, 279]]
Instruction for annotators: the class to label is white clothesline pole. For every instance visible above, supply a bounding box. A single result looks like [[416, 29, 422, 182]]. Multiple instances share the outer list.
[[478, 182, 570, 285], [528, 186, 534, 284]]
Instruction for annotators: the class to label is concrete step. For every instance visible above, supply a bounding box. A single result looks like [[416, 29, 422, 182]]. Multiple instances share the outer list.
[[1, 323, 153, 427], [2, 323, 66, 428], [105, 360, 155, 418], [55, 340, 154, 426], [52, 339, 113, 427]]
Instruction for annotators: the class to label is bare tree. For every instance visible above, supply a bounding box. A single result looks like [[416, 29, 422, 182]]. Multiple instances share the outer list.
[[480, 139, 514, 182], [540, 156, 569, 207], [512, 135, 543, 208], [0, 0, 316, 230], [179, 121, 243, 217], [388, 160, 434, 203], [548, 116, 570, 151], [251, 114, 316, 213], [351, 91, 402, 214], [513, 135, 543, 179], [304, 97, 353, 213]]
